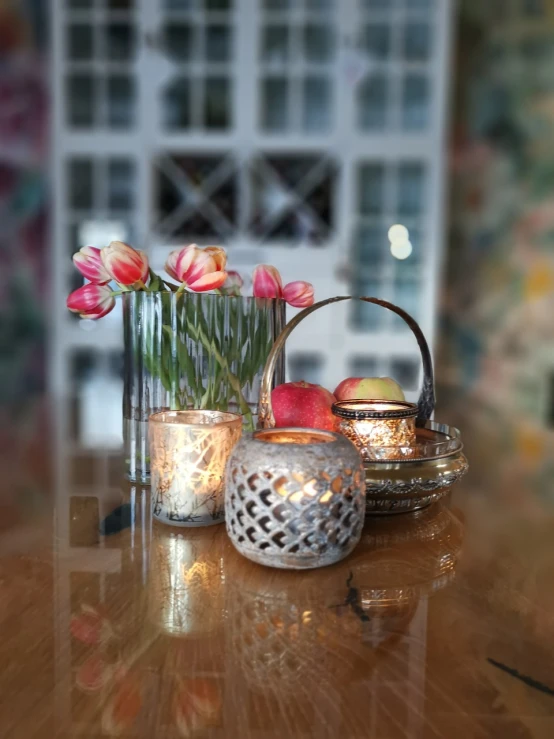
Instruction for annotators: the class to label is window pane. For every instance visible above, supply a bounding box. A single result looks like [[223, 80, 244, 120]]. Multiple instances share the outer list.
[[358, 164, 385, 215], [289, 354, 324, 384], [350, 355, 378, 376], [403, 22, 431, 61], [404, 0, 433, 8], [353, 224, 387, 266], [362, 24, 391, 60], [303, 77, 331, 132], [264, 0, 290, 8], [163, 78, 191, 129], [66, 74, 96, 127], [392, 279, 420, 327], [358, 75, 388, 130], [68, 159, 94, 210], [108, 159, 135, 211], [350, 282, 385, 330], [304, 24, 335, 62], [363, 0, 395, 9], [402, 74, 429, 130], [165, 0, 194, 7], [397, 164, 425, 215], [107, 0, 135, 8], [261, 25, 289, 63], [204, 78, 231, 129], [261, 78, 288, 131], [164, 23, 194, 62], [306, 0, 334, 9], [205, 25, 232, 62], [67, 24, 94, 61], [107, 23, 135, 61], [250, 155, 334, 242], [107, 76, 135, 128], [390, 358, 419, 390], [204, 0, 232, 8]]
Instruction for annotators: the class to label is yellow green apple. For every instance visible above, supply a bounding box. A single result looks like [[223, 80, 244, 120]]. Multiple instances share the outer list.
[[334, 377, 405, 402]]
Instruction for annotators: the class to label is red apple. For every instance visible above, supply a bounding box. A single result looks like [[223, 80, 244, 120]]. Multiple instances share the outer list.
[[271, 381, 337, 431], [334, 377, 405, 402]]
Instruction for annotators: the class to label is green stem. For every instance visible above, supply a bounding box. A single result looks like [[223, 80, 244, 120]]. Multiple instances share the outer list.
[[162, 278, 179, 292], [184, 316, 253, 427]]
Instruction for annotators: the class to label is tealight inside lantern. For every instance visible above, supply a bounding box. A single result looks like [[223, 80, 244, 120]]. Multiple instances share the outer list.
[[149, 410, 242, 527], [332, 399, 418, 461], [225, 428, 365, 570]]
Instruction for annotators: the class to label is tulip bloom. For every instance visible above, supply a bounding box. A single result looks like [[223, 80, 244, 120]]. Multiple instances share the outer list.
[[101, 241, 149, 286], [252, 265, 283, 299], [67, 284, 115, 319], [164, 249, 181, 281], [283, 280, 315, 308], [221, 270, 243, 296], [204, 245, 227, 271], [174, 244, 227, 292], [73, 246, 111, 284]]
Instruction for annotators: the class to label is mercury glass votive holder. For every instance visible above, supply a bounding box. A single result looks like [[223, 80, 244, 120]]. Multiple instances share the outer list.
[[149, 410, 242, 527], [332, 400, 418, 461], [225, 428, 366, 570]]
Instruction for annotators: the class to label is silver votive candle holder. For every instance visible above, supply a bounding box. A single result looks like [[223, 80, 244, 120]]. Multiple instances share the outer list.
[[149, 410, 242, 527]]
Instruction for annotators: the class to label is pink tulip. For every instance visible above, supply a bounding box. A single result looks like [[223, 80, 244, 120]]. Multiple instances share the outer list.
[[67, 284, 115, 319], [165, 249, 181, 281], [174, 244, 227, 292], [73, 246, 111, 284], [252, 265, 283, 299], [221, 270, 243, 296], [283, 281, 315, 308], [101, 241, 149, 286]]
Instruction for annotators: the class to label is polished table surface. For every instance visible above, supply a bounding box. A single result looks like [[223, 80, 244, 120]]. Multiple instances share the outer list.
[[2, 452, 554, 738]]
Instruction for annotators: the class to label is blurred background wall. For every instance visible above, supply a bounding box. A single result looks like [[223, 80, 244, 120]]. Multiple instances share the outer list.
[[437, 0, 554, 505], [1, 0, 50, 524], [2, 0, 554, 512]]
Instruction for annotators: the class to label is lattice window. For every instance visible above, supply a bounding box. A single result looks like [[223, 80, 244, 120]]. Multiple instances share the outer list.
[[161, 0, 235, 131], [349, 160, 427, 332], [249, 154, 336, 243], [357, 0, 434, 132], [64, 0, 138, 128], [154, 154, 238, 241], [152, 152, 337, 245], [259, 0, 337, 132]]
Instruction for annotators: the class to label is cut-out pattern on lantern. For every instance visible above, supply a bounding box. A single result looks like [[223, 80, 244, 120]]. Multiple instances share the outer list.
[[225, 428, 365, 570]]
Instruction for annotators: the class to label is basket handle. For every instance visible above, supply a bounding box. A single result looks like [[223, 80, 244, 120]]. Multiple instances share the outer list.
[[257, 296, 435, 428]]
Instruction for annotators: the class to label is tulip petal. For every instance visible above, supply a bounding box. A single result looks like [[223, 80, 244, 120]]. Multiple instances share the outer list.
[[101, 241, 149, 286], [188, 271, 228, 292], [204, 246, 227, 271], [252, 265, 283, 299], [67, 284, 115, 319], [73, 246, 111, 284], [283, 280, 315, 308], [165, 249, 181, 281]]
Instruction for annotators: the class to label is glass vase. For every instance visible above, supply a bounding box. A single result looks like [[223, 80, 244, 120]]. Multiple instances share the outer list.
[[123, 292, 286, 483]]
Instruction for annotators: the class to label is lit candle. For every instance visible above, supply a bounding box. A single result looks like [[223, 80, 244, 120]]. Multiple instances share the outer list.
[[332, 399, 418, 461], [149, 410, 242, 527]]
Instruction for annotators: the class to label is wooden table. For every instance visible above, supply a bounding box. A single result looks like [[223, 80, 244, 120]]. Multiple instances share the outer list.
[[2, 454, 554, 739]]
